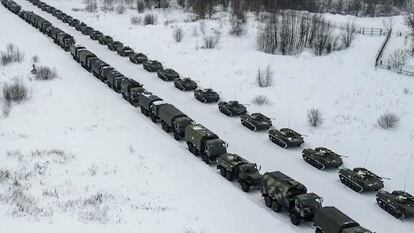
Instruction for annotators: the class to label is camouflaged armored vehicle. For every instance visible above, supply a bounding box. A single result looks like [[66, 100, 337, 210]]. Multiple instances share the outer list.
[[314, 206, 372, 233], [174, 77, 197, 91], [117, 46, 134, 57], [240, 113, 272, 131], [108, 41, 123, 51], [261, 171, 322, 225], [339, 168, 384, 192], [143, 60, 163, 72], [302, 147, 343, 170], [218, 101, 247, 116], [194, 88, 220, 103], [268, 128, 304, 148], [98, 35, 113, 45], [185, 124, 227, 164], [129, 53, 148, 64], [377, 190, 414, 219], [157, 68, 179, 81], [217, 153, 262, 192], [158, 104, 193, 140]]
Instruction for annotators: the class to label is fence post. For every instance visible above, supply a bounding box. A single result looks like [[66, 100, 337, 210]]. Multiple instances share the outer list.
[[380, 29, 382, 35], [362, 28, 364, 35], [371, 28, 373, 36]]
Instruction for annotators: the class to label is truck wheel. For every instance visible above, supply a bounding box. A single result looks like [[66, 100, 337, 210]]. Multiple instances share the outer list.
[[151, 115, 157, 123], [271, 200, 281, 212], [315, 229, 323, 233], [220, 167, 227, 178], [202, 154, 210, 164], [264, 196, 272, 208], [140, 107, 148, 116], [240, 181, 250, 192], [226, 172, 233, 181], [173, 133, 180, 141], [289, 212, 301, 225]]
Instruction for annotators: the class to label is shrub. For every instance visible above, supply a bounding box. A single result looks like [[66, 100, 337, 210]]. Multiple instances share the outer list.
[[143, 13, 157, 25], [2, 79, 28, 104], [257, 65, 273, 87], [84, 0, 98, 12], [1, 100, 11, 117], [252, 95, 269, 105], [307, 108, 323, 127], [202, 32, 220, 49], [377, 112, 399, 129], [35, 66, 58, 80], [101, 0, 114, 11], [340, 22, 356, 48], [137, 0, 145, 13], [115, 3, 126, 14], [31, 55, 39, 64], [388, 49, 409, 70], [130, 16, 142, 25], [173, 28, 184, 42], [229, 14, 246, 36], [0, 44, 24, 66]]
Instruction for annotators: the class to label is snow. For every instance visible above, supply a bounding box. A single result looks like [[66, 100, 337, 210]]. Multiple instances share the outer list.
[[2, 0, 414, 233]]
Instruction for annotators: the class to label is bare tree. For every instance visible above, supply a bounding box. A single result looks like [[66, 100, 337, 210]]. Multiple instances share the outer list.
[[388, 49, 409, 70], [173, 28, 184, 42], [341, 21, 356, 48], [257, 65, 273, 87], [377, 112, 400, 129], [307, 108, 323, 127]]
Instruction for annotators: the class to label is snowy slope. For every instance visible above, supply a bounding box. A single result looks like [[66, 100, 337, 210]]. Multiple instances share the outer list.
[[2, 0, 414, 233]]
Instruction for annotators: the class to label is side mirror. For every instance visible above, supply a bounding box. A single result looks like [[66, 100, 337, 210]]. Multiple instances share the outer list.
[[258, 165, 262, 171]]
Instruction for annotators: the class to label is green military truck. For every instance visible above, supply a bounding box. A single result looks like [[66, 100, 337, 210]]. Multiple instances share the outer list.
[[185, 124, 227, 164], [158, 104, 193, 140], [216, 153, 262, 192], [261, 171, 322, 225], [314, 206, 372, 233]]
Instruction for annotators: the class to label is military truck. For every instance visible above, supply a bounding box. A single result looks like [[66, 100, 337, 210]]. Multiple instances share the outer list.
[[194, 88, 220, 103], [120, 78, 143, 101], [314, 206, 373, 233], [157, 68, 179, 81], [117, 46, 134, 57], [75, 22, 87, 31], [339, 168, 384, 192], [216, 153, 262, 192], [218, 101, 247, 116], [185, 124, 227, 164], [91, 59, 109, 78], [90, 30, 103, 40], [302, 147, 344, 170], [268, 128, 304, 148], [85, 56, 100, 73], [98, 35, 113, 45], [57, 33, 75, 51], [240, 113, 272, 131], [157, 104, 193, 140], [81, 26, 94, 35], [143, 60, 163, 72], [261, 171, 322, 225], [107, 70, 126, 92], [70, 45, 87, 62], [78, 50, 96, 70], [138, 93, 163, 117], [108, 41, 123, 51], [376, 190, 414, 219], [174, 77, 198, 91], [99, 66, 114, 82], [129, 53, 148, 64], [69, 18, 80, 27]]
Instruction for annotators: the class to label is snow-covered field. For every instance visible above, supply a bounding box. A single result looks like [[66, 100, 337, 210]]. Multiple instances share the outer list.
[[1, 0, 414, 233]]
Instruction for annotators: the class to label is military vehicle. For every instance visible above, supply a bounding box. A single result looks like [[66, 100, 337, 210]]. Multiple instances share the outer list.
[[120, 78, 143, 101], [218, 101, 247, 116], [99, 66, 114, 82], [108, 41, 123, 51], [268, 128, 304, 148], [75, 22, 87, 31], [158, 104, 193, 140], [261, 171, 322, 225], [50, 28, 63, 44], [174, 78, 197, 91], [377, 190, 414, 219], [77, 50, 96, 70], [194, 88, 220, 103], [91, 59, 109, 78], [185, 124, 227, 164], [129, 53, 148, 64], [57, 33, 75, 51], [314, 206, 372, 233], [240, 113, 272, 131], [70, 45, 87, 62], [61, 15, 73, 24], [90, 30, 103, 40], [117, 46, 134, 57], [138, 93, 163, 117], [98, 35, 113, 45], [302, 147, 344, 170], [107, 70, 126, 92], [69, 18, 80, 27], [143, 60, 163, 72], [81, 26, 94, 36], [85, 56, 100, 73], [339, 168, 384, 192], [157, 68, 179, 81], [216, 153, 262, 192]]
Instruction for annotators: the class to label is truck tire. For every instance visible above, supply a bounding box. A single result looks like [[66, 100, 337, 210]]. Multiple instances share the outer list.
[[140, 107, 149, 116], [271, 200, 281, 212], [219, 167, 227, 178], [315, 229, 323, 233], [240, 180, 250, 192], [161, 121, 170, 132], [289, 212, 301, 225], [151, 115, 157, 123], [173, 132, 180, 141], [264, 196, 272, 208], [201, 154, 210, 164]]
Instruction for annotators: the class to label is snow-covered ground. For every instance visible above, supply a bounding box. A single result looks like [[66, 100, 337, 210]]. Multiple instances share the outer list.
[[2, 0, 414, 232]]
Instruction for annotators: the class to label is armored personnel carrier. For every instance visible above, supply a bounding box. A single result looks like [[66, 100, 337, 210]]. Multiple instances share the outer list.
[[218, 101, 247, 116], [216, 153, 262, 192], [339, 168, 384, 192], [90, 30, 103, 40], [157, 68, 179, 81], [117, 46, 134, 57], [69, 18, 80, 27], [98, 35, 113, 45], [174, 78, 197, 91], [377, 190, 414, 219], [108, 41, 123, 51], [302, 147, 343, 170], [81, 26, 94, 36], [129, 53, 148, 64], [261, 171, 322, 225], [75, 22, 87, 31], [143, 60, 163, 72], [268, 128, 304, 148], [240, 113, 272, 131], [158, 104, 193, 140], [194, 88, 220, 103], [314, 206, 373, 233]]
